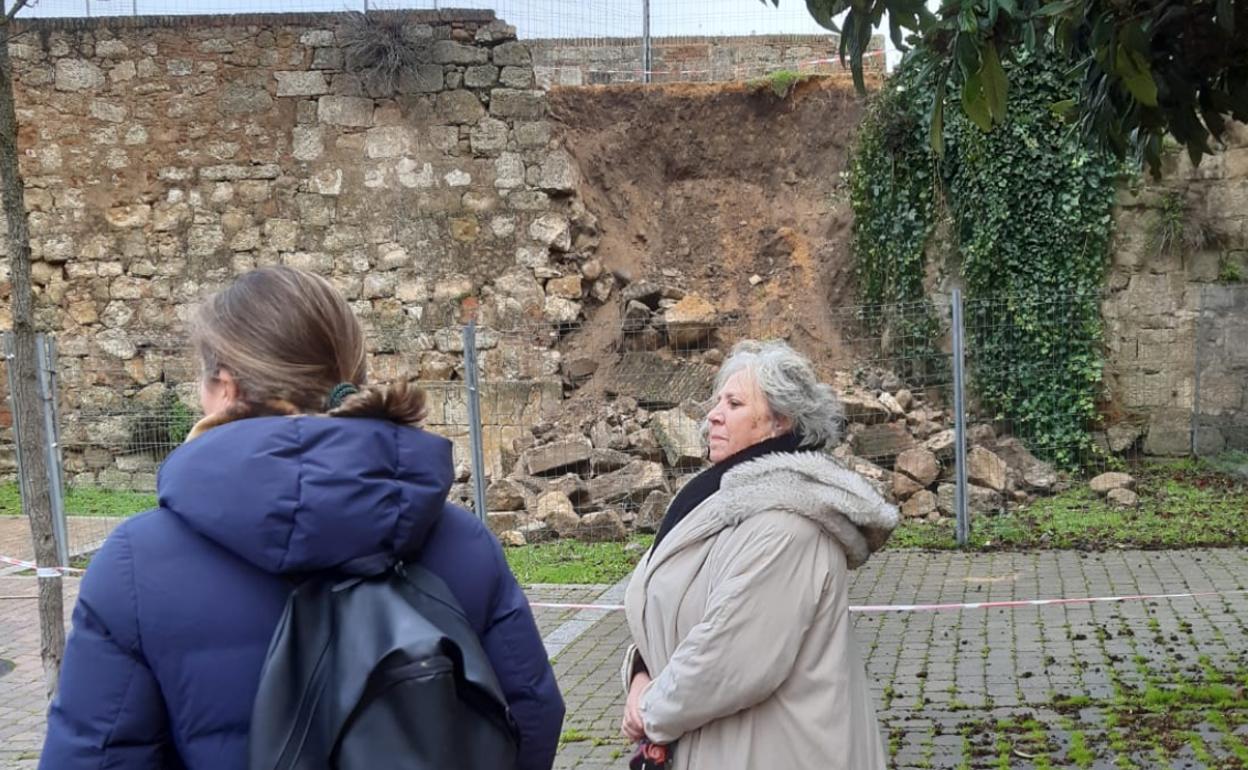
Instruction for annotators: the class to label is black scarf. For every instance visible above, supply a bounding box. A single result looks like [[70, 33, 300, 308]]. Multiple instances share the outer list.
[[650, 432, 807, 555]]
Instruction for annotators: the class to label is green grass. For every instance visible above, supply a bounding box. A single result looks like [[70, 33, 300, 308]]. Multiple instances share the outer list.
[[889, 456, 1248, 551], [0, 482, 156, 517], [504, 536, 652, 585]]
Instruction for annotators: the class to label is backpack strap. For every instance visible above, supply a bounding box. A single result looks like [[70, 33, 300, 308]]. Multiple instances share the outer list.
[[393, 562, 516, 723]]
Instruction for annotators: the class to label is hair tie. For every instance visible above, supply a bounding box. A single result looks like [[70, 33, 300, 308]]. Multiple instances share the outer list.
[[326, 382, 359, 410]]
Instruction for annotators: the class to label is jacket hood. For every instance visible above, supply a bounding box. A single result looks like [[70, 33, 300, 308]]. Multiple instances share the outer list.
[[716, 451, 899, 569], [157, 416, 454, 576]]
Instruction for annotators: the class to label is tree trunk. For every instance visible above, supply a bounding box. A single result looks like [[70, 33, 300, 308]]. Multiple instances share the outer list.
[[0, 6, 64, 699]]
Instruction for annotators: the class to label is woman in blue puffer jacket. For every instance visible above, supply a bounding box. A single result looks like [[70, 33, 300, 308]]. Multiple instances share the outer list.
[[40, 266, 565, 770]]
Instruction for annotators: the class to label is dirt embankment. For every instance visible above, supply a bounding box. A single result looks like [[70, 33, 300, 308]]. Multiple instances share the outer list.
[[547, 78, 867, 374]]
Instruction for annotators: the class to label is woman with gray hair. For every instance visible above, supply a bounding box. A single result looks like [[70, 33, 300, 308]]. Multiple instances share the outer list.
[[619, 339, 897, 770]]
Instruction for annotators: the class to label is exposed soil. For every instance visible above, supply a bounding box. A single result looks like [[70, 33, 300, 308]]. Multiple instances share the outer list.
[[547, 77, 869, 377]]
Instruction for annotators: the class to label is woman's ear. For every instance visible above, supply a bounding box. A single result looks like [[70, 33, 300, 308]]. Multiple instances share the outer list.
[[216, 369, 240, 405]]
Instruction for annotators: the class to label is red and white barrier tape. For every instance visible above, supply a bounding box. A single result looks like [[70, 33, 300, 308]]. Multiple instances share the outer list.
[[0, 555, 84, 577], [532, 588, 1248, 615]]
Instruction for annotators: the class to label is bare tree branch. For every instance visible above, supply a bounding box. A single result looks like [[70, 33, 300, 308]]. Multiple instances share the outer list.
[[5, 0, 30, 22]]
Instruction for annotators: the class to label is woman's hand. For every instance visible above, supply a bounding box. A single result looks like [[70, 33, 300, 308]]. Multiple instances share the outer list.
[[621, 671, 653, 742]]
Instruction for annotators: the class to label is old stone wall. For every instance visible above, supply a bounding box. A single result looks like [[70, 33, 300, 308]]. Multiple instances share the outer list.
[[1102, 124, 1248, 455], [0, 10, 607, 486], [530, 34, 883, 87]]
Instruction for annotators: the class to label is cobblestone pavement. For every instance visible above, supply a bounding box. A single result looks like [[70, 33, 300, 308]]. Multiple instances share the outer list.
[[5, 550, 1248, 769]]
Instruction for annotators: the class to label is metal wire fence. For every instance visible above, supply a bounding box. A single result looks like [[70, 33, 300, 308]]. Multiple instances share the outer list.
[[12, 0, 885, 85], [4, 286, 1241, 561]]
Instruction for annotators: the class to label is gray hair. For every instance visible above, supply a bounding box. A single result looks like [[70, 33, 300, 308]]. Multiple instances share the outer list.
[[705, 339, 843, 449]]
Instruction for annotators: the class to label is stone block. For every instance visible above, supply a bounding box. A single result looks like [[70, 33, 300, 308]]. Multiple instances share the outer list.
[[436, 89, 485, 125], [1143, 409, 1192, 456], [587, 460, 666, 507], [464, 65, 499, 88], [539, 149, 578, 193], [664, 294, 716, 348], [544, 296, 581, 324], [489, 89, 545, 120], [576, 510, 628, 542], [399, 64, 445, 93], [522, 437, 592, 476], [852, 422, 917, 464], [317, 95, 374, 127], [55, 59, 104, 91], [492, 42, 532, 67], [364, 126, 413, 159], [966, 446, 1007, 492], [895, 447, 940, 487], [275, 71, 331, 97], [530, 213, 571, 251], [220, 82, 273, 114], [651, 408, 704, 468], [902, 489, 938, 518], [433, 40, 490, 65], [936, 482, 1001, 516], [499, 66, 533, 89]]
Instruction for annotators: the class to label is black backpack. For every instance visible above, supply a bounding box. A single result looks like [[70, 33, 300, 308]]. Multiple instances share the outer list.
[[248, 562, 520, 770]]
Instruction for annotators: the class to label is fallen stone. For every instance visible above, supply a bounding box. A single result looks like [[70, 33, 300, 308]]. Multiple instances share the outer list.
[[923, 429, 956, 459], [498, 530, 526, 547], [587, 460, 666, 507], [894, 389, 914, 411], [636, 490, 671, 533], [486, 511, 532, 535], [936, 483, 1002, 516], [902, 489, 938, 519], [1107, 423, 1145, 453], [1107, 488, 1140, 508], [522, 437, 592, 476], [987, 437, 1057, 492], [851, 422, 917, 465], [576, 510, 627, 542], [651, 408, 705, 468], [534, 490, 575, 521], [1089, 472, 1135, 495], [839, 393, 891, 425], [879, 392, 906, 417], [546, 475, 590, 508], [966, 446, 1008, 492], [591, 448, 632, 474], [895, 447, 940, 487], [892, 472, 926, 500], [664, 294, 716, 348], [486, 478, 527, 511], [621, 280, 663, 308]]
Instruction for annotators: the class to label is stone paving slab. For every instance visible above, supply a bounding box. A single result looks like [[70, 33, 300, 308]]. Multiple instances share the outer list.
[[551, 549, 1248, 769], [0, 516, 122, 568], [6, 550, 1248, 769]]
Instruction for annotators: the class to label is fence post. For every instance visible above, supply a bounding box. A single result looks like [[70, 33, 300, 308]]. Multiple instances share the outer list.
[[3, 332, 67, 564], [641, 0, 652, 83], [951, 289, 971, 547], [1192, 284, 1204, 457], [35, 335, 68, 565], [463, 322, 488, 523]]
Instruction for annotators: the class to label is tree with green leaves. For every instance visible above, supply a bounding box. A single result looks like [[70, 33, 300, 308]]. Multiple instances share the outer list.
[[768, 0, 1248, 174]]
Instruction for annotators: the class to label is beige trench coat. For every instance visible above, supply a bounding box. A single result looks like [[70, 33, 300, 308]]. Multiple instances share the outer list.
[[622, 450, 898, 770]]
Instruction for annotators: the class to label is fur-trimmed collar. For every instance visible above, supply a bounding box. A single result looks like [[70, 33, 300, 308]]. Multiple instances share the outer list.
[[712, 451, 899, 569], [185, 398, 302, 442]]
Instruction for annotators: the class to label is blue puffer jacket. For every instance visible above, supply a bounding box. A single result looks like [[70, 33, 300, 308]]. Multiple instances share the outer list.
[[41, 416, 564, 770]]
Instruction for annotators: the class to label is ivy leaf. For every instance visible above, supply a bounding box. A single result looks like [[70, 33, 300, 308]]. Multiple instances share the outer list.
[[1033, 0, 1076, 17], [963, 71, 993, 131], [1114, 44, 1158, 107], [997, 0, 1018, 18], [982, 41, 1009, 122], [1049, 98, 1077, 117]]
